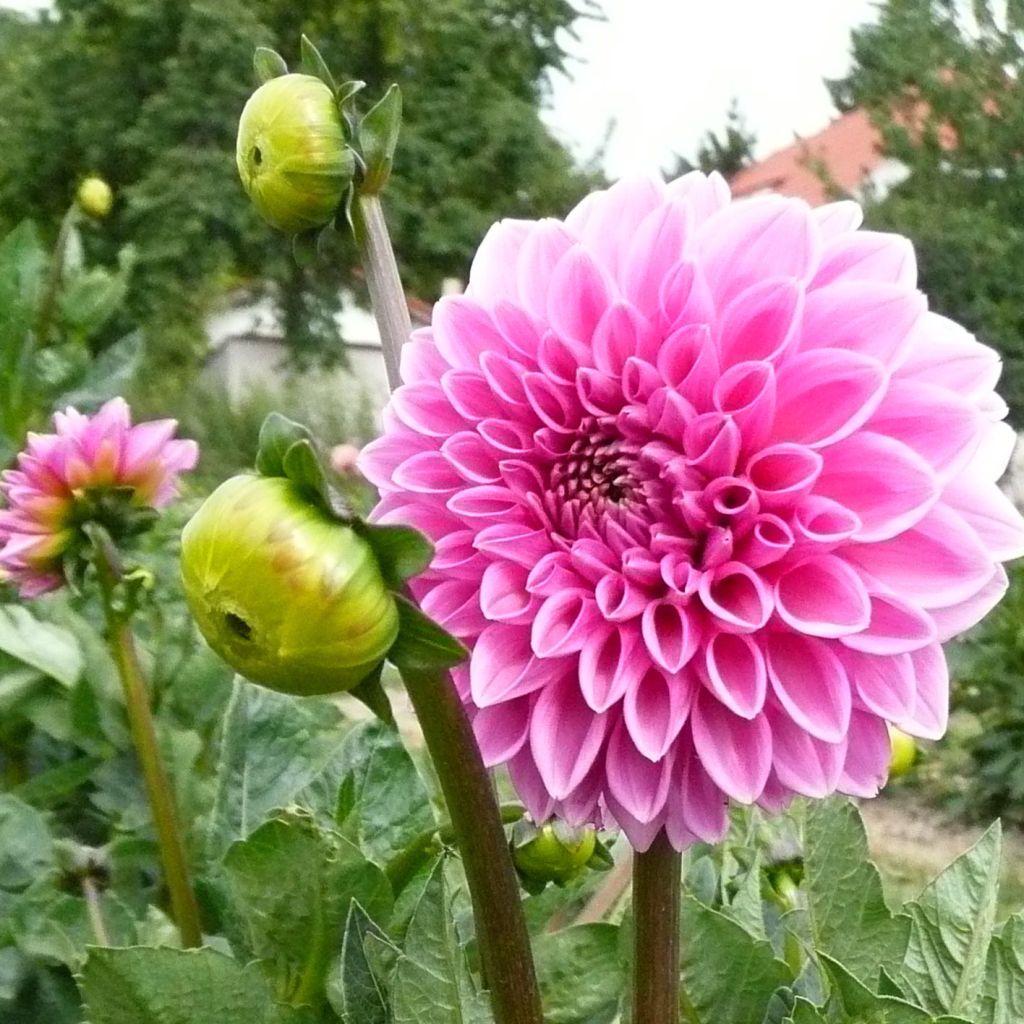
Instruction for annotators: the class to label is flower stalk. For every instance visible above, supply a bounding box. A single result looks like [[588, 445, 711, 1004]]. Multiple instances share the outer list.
[[93, 538, 202, 949], [354, 191, 543, 1024], [632, 832, 683, 1024]]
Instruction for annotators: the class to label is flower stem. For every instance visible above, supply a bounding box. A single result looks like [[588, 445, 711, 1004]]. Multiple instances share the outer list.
[[82, 874, 111, 946], [36, 204, 78, 346], [632, 831, 682, 1024], [400, 668, 543, 1024], [93, 543, 203, 949]]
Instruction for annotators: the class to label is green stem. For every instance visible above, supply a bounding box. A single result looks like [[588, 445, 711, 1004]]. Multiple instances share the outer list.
[[400, 668, 543, 1024], [36, 204, 78, 346], [82, 874, 111, 946], [632, 831, 682, 1024], [94, 543, 203, 949]]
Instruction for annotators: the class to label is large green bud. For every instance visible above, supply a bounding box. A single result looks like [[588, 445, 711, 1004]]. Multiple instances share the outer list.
[[236, 73, 353, 234], [181, 474, 398, 695], [512, 821, 598, 891], [76, 175, 113, 219]]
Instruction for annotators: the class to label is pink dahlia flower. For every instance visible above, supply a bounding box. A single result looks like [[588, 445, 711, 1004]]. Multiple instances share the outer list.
[[0, 398, 198, 597], [360, 173, 1024, 850]]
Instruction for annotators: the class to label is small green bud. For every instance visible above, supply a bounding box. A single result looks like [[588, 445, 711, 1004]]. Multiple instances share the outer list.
[[236, 73, 353, 234], [77, 175, 113, 218], [512, 821, 597, 890], [180, 474, 398, 696], [888, 724, 918, 779]]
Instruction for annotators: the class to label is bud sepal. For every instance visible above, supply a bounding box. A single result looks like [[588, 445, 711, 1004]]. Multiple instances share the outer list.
[[511, 820, 600, 892]]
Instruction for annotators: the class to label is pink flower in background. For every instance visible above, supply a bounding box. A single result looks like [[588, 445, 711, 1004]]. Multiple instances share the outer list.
[[0, 398, 198, 597], [361, 172, 1024, 850]]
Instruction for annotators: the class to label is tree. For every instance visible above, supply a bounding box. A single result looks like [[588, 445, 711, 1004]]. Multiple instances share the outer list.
[[667, 100, 756, 181], [831, 0, 1024, 420], [0, 0, 598, 387]]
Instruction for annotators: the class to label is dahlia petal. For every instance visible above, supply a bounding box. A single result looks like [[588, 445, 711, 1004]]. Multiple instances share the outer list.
[[746, 443, 822, 512], [467, 219, 533, 305], [470, 624, 565, 706], [592, 302, 652, 375], [479, 351, 530, 407], [530, 674, 611, 799], [739, 514, 794, 568], [674, 741, 729, 843], [713, 361, 776, 452], [433, 297, 506, 368], [447, 485, 523, 519], [766, 632, 852, 743], [791, 495, 861, 549], [930, 565, 1008, 642], [579, 622, 643, 711], [942, 477, 1024, 562], [801, 280, 926, 366], [522, 372, 582, 432], [442, 371, 500, 422], [516, 219, 576, 317], [623, 666, 693, 760], [718, 277, 803, 367], [604, 796, 667, 853], [546, 245, 615, 345], [507, 747, 556, 822], [480, 561, 535, 622], [812, 231, 917, 289], [844, 504, 995, 608], [359, 433, 434, 488], [392, 382, 466, 437], [121, 419, 177, 475], [473, 696, 532, 766], [816, 431, 938, 542], [684, 413, 742, 477], [698, 195, 819, 304], [440, 432, 501, 483], [657, 324, 719, 410], [641, 598, 700, 672], [811, 199, 863, 239], [419, 578, 487, 635], [594, 572, 650, 620], [846, 650, 916, 720], [839, 591, 936, 655], [621, 201, 690, 316], [900, 644, 949, 740], [659, 259, 715, 332], [692, 690, 772, 803], [531, 590, 603, 658], [400, 333, 450, 383], [472, 523, 552, 568], [896, 313, 1001, 397], [606, 718, 675, 821], [667, 169, 730, 223], [774, 556, 871, 638], [768, 709, 847, 798], [702, 631, 767, 718], [772, 349, 888, 448], [698, 563, 773, 633], [393, 451, 464, 494], [537, 330, 590, 385], [432, 531, 487, 578], [757, 772, 797, 814], [838, 710, 891, 798]]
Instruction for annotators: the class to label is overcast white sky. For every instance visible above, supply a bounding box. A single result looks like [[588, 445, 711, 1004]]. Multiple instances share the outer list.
[[2, 0, 880, 176]]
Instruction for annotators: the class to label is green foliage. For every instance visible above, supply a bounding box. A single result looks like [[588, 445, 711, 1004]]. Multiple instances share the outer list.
[[832, 0, 1024, 421], [668, 99, 757, 181]]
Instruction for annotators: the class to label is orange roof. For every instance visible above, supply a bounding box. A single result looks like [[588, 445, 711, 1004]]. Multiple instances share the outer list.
[[730, 109, 883, 206]]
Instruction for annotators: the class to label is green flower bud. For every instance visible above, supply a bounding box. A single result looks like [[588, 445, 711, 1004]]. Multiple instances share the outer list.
[[180, 474, 398, 696], [77, 175, 113, 218], [888, 724, 918, 779], [512, 821, 597, 889], [236, 73, 353, 233]]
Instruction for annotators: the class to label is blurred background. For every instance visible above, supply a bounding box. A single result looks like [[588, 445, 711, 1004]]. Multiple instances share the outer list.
[[3, 1, 1024, 1013]]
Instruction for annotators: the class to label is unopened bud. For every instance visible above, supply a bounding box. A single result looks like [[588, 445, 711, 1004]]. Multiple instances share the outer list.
[[512, 821, 597, 889]]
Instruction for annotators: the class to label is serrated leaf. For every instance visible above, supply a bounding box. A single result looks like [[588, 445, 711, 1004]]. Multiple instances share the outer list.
[[388, 596, 467, 672], [534, 924, 622, 1023], [980, 911, 1024, 1024], [327, 902, 389, 1024], [299, 35, 337, 94], [56, 330, 143, 410], [390, 859, 492, 1024], [358, 85, 402, 194], [254, 46, 288, 83], [899, 822, 1002, 1017], [0, 605, 82, 686], [357, 522, 433, 588], [823, 954, 971, 1024], [79, 946, 298, 1024], [206, 680, 353, 860], [222, 812, 392, 1004], [680, 895, 790, 1024], [727, 851, 767, 940], [0, 794, 55, 890], [335, 719, 436, 867], [803, 798, 910, 985], [785, 997, 826, 1024]]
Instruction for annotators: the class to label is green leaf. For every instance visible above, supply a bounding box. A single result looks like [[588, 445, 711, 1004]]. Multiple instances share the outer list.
[[79, 946, 299, 1024], [255, 412, 314, 479], [254, 46, 288, 84], [388, 596, 467, 673], [784, 997, 826, 1024], [0, 794, 55, 890], [980, 911, 1024, 1024], [390, 859, 492, 1024], [299, 35, 337, 94], [534, 924, 623, 1023], [803, 798, 910, 985], [55, 330, 143, 410], [358, 522, 433, 588], [358, 85, 402, 194], [679, 895, 790, 1024], [327, 902, 389, 1024], [335, 719, 436, 867], [823, 955, 971, 1024], [726, 851, 767, 941], [11, 754, 101, 808], [899, 821, 1002, 1018], [206, 679, 353, 861], [222, 811, 392, 1004], [0, 605, 82, 686]]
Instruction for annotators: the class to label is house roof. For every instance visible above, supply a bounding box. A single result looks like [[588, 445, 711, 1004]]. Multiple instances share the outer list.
[[730, 108, 883, 206]]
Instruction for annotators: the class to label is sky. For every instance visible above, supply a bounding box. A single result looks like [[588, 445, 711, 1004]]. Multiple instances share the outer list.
[[1, 0, 880, 176]]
